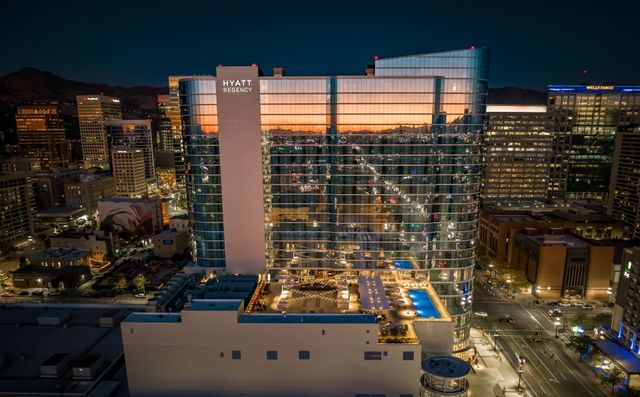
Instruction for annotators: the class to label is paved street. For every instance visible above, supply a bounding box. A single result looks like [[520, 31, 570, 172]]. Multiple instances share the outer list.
[[473, 278, 608, 397]]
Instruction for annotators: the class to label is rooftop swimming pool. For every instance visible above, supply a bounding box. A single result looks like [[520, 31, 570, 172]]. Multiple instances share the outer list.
[[394, 259, 414, 270], [409, 290, 441, 319]]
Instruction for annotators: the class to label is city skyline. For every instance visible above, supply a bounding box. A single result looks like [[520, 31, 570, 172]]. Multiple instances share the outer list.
[[1, 0, 639, 89], [1, 2, 639, 395]]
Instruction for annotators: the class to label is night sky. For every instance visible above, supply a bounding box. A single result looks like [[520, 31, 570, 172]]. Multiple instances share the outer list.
[[2, 0, 638, 89]]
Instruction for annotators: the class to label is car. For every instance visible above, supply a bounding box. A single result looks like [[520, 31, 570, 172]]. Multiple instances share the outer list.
[[605, 302, 615, 308], [499, 315, 516, 324], [18, 290, 29, 296], [1, 292, 15, 297], [134, 293, 146, 298], [31, 290, 44, 296], [48, 290, 63, 296], [474, 311, 488, 317], [548, 301, 561, 307], [559, 302, 572, 307], [582, 304, 594, 310], [548, 309, 563, 317]]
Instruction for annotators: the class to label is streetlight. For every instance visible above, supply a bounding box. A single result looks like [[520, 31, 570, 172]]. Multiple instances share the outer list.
[[516, 353, 526, 391]]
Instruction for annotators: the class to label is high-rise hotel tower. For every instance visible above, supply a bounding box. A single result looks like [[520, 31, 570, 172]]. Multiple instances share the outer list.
[[181, 49, 489, 352]]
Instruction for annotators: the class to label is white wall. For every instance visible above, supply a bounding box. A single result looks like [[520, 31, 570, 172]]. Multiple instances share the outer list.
[[215, 67, 266, 275], [122, 304, 421, 397]]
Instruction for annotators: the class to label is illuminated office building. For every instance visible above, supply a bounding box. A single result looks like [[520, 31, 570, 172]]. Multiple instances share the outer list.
[[111, 147, 147, 198], [156, 95, 173, 151], [609, 130, 640, 239], [15, 104, 70, 170], [181, 48, 489, 353], [0, 173, 36, 247], [168, 76, 205, 187], [76, 95, 122, 170], [106, 120, 156, 184], [547, 85, 640, 202], [483, 105, 551, 207]]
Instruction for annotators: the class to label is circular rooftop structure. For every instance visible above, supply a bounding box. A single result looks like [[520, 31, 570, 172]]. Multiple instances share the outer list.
[[420, 355, 471, 397], [421, 355, 471, 378]]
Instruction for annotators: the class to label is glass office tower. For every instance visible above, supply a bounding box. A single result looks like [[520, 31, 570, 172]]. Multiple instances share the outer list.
[[483, 105, 551, 208], [547, 85, 640, 202], [181, 48, 489, 353]]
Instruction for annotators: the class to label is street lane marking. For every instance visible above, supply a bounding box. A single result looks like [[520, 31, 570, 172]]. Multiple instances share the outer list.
[[496, 338, 536, 397], [518, 336, 562, 383]]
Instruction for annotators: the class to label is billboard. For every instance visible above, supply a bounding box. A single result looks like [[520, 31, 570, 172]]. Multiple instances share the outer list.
[[98, 198, 160, 237]]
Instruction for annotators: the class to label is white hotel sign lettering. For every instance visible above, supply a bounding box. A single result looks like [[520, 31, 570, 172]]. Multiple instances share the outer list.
[[222, 79, 253, 93]]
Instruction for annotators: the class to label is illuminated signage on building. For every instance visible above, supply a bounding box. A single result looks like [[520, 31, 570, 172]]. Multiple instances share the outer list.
[[624, 261, 633, 278], [586, 85, 614, 90], [222, 79, 253, 93], [548, 85, 640, 94]]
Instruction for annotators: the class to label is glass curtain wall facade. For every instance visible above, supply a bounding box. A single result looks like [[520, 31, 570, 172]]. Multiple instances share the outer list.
[[547, 85, 640, 202], [180, 78, 224, 268], [181, 49, 489, 352]]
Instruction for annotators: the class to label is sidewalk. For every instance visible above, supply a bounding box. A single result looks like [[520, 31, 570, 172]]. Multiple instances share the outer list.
[[468, 327, 527, 396]]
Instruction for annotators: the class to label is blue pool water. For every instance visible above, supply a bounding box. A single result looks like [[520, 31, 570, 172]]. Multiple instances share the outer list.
[[409, 290, 441, 318], [395, 259, 413, 270]]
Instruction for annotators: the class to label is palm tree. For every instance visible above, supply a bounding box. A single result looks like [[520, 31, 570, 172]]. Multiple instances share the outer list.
[[566, 335, 591, 361], [602, 366, 625, 395]]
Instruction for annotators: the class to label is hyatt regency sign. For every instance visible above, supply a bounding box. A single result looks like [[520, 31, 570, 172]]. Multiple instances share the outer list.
[[222, 79, 253, 93]]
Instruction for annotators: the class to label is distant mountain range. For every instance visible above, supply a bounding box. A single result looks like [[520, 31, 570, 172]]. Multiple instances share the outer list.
[[0, 67, 548, 108], [0, 67, 167, 111]]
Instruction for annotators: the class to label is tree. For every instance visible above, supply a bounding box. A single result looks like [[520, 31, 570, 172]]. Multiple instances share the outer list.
[[114, 276, 128, 293], [566, 335, 592, 360], [568, 312, 587, 328], [602, 366, 625, 395], [133, 273, 146, 294]]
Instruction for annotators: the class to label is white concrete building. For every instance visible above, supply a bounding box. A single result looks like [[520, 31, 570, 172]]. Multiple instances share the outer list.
[[122, 299, 433, 397]]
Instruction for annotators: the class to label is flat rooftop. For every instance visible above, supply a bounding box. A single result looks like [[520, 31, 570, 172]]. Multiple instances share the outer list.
[[153, 230, 186, 238], [126, 312, 182, 323], [0, 305, 137, 396], [30, 247, 90, 259], [491, 214, 539, 225], [189, 299, 242, 311], [421, 355, 471, 378], [238, 313, 377, 324], [524, 232, 588, 248]]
